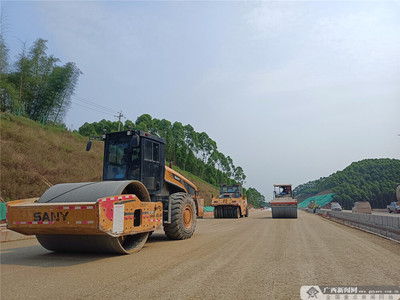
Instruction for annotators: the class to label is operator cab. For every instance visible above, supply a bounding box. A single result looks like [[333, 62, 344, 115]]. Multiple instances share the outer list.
[[220, 185, 243, 199], [87, 130, 166, 195], [273, 184, 292, 198]]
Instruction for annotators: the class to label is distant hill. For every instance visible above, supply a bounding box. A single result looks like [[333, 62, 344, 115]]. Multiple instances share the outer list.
[[294, 159, 400, 209], [0, 114, 218, 204]]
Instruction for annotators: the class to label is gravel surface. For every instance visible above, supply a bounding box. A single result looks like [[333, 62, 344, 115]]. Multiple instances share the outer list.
[[1, 210, 399, 299]]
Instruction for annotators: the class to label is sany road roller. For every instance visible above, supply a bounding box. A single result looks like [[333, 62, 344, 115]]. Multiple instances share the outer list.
[[7, 130, 204, 254], [270, 184, 298, 218]]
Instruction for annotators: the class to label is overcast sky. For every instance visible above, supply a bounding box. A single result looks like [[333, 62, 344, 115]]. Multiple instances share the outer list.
[[2, 0, 400, 200]]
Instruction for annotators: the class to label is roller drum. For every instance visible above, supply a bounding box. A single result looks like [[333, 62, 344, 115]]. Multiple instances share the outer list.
[[36, 180, 151, 254], [271, 207, 297, 219], [39, 180, 150, 203]]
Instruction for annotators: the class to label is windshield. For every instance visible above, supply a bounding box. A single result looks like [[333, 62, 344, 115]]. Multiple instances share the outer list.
[[103, 137, 141, 181], [220, 186, 241, 198], [104, 140, 130, 180]]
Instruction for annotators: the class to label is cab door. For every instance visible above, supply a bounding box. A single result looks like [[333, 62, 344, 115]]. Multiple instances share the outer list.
[[142, 139, 164, 194]]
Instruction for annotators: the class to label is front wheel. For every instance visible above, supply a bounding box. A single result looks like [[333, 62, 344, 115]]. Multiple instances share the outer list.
[[164, 192, 197, 240]]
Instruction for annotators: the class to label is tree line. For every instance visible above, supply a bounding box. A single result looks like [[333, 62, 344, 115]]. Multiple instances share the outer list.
[[246, 187, 266, 208], [1, 35, 81, 125], [293, 158, 400, 209], [79, 114, 247, 187]]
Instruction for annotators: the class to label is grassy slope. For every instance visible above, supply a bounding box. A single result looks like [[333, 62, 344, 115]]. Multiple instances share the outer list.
[[0, 114, 217, 204]]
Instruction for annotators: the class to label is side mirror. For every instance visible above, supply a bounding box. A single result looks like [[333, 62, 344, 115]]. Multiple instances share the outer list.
[[86, 141, 92, 151]]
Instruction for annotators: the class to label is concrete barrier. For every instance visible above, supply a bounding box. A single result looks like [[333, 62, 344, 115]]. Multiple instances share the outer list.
[[303, 208, 400, 242]]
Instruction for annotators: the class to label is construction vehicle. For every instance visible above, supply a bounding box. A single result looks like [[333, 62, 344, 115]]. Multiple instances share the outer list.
[[352, 201, 372, 214], [7, 129, 204, 254], [271, 184, 297, 218], [211, 185, 248, 218]]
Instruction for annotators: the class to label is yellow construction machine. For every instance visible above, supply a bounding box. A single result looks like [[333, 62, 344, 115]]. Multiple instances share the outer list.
[[271, 184, 298, 218], [7, 129, 204, 254], [211, 185, 248, 218]]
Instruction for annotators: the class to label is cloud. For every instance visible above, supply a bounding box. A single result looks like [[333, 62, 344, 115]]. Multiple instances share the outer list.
[[37, 2, 157, 74], [245, 2, 303, 38], [311, 7, 400, 71]]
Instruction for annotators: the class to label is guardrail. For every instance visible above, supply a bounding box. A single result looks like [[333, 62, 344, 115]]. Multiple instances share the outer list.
[[303, 208, 400, 242]]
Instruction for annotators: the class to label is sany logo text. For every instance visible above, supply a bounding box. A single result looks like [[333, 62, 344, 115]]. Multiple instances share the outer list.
[[33, 212, 69, 222]]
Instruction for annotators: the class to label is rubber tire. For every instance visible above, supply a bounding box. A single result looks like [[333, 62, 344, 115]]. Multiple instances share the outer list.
[[214, 207, 218, 219], [235, 207, 240, 218], [245, 207, 249, 217], [164, 192, 197, 240]]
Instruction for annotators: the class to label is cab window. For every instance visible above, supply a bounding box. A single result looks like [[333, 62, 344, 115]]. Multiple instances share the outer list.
[[144, 140, 160, 162]]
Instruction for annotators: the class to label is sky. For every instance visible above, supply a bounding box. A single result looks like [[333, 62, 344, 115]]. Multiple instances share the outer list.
[[2, 0, 400, 200]]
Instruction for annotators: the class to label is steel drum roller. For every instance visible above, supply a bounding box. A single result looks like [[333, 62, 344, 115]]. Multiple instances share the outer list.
[[36, 180, 151, 254]]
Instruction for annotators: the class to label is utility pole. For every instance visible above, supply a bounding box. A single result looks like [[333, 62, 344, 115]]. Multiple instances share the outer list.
[[115, 111, 125, 131]]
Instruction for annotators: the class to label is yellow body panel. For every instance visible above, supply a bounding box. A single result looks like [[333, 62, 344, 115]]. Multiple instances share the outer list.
[[211, 196, 248, 216], [7, 194, 162, 237], [164, 166, 198, 193]]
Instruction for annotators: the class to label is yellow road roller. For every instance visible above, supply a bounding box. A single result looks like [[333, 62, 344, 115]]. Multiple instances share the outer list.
[[211, 184, 248, 218], [7, 129, 204, 254]]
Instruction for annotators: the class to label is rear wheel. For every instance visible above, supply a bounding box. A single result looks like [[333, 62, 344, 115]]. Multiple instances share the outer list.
[[164, 192, 197, 240]]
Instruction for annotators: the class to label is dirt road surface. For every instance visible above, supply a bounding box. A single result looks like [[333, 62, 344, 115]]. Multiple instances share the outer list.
[[1, 210, 399, 299]]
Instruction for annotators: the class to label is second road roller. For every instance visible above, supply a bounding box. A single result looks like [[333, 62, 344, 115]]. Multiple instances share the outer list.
[[270, 184, 298, 218], [7, 129, 204, 254]]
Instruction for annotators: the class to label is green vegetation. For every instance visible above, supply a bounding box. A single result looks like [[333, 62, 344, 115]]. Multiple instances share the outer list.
[[294, 159, 400, 209], [245, 187, 266, 208], [1, 36, 81, 125]]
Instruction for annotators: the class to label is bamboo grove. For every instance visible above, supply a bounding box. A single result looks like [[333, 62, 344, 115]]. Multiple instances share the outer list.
[[1, 37, 81, 125]]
